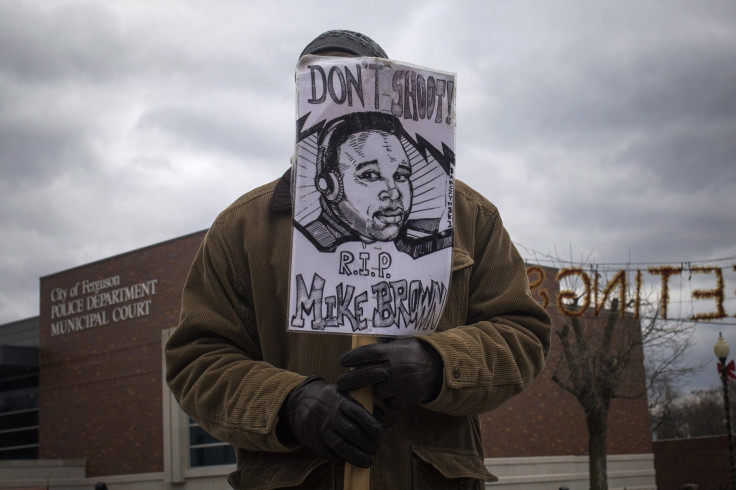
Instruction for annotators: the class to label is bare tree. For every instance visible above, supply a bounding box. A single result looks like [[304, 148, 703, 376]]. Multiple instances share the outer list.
[[648, 375, 683, 438], [549, 265, 698, 490], [644, 311, 702, 437], [654, 386, 736, 440], [552, 299, 629, 490]]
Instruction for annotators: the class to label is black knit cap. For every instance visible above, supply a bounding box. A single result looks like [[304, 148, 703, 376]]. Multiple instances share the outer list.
[[300, 30, 387, 59]]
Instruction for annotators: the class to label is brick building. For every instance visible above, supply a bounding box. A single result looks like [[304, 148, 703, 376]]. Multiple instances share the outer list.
[[1, 231, 656, 489]]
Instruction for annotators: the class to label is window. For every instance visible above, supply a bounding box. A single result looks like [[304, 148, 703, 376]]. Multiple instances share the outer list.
[[162, 328, 236, 483], [189, 418, 236, 467], [0, 370, 39, 460]]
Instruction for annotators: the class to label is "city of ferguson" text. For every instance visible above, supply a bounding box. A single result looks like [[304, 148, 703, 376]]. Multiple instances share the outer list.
[[49, 276, 158, 336]]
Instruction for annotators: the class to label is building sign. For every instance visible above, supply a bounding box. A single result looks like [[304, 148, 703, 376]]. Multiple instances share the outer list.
[[49, 275, 158, 336]]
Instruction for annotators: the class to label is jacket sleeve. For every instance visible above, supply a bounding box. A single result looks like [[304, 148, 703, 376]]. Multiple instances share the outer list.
[[164, 220, 305, 453], [420, 204, 552, 416]]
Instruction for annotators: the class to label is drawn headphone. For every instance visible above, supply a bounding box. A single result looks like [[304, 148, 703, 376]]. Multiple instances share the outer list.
[[315, 121, 345, 203]]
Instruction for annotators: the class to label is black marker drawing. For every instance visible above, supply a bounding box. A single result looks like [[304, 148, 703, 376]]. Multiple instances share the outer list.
[[294, 111, 453, 259], [289, 56, 456, 335]]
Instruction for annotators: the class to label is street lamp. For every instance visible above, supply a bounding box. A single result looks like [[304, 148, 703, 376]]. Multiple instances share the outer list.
[[714, 332, 736, 489]]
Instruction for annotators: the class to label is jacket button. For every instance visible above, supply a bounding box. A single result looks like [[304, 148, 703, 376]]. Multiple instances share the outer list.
[[453, 366, 461, 379], [260, 417, 268, 427]]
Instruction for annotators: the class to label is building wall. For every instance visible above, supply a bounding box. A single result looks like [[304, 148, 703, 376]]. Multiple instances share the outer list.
[[481, 375, 652, 458], [38, 231, 206, 477], [36, 235, 652, 478], [653, 435, 732, 490]]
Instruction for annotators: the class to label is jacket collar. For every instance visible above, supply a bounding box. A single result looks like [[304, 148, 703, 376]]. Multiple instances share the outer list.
[[268, 168, 292, 214]]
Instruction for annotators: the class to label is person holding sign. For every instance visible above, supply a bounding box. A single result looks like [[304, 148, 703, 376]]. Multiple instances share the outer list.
[[165, 29, 551, 490]]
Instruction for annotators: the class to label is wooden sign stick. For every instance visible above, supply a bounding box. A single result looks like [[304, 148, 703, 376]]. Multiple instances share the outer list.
[[343, 334, 376, 490]]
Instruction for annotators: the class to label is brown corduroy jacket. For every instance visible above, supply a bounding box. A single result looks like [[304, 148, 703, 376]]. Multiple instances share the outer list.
[[165, 171, 551, 490]]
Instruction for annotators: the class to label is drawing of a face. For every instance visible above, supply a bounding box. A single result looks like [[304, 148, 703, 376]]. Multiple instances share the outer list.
[[334, 130, 412, 242]]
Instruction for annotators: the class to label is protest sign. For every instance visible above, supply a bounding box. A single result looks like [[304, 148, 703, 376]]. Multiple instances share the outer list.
[[288, 56, 457, 336]]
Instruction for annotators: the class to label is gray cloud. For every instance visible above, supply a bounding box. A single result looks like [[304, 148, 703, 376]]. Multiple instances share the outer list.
[[137, 98, 292, 163], [0, 2, 124, 83], [1, 1, 735, 396], [0, 115, 93, 185]]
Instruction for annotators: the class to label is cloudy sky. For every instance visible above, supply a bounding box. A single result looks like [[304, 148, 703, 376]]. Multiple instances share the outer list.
[[1, 0, 735, 392]]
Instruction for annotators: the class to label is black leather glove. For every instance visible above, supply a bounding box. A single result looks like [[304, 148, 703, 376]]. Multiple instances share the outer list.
[[337, 338, 443, 410], [278, 377, 384, 468]]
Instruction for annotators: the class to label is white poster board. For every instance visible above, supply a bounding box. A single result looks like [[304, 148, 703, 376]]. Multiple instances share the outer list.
[[288, 55, 456, 336]]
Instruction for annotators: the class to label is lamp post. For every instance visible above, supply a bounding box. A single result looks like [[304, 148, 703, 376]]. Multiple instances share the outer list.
[[714, 332, 736, 490]]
